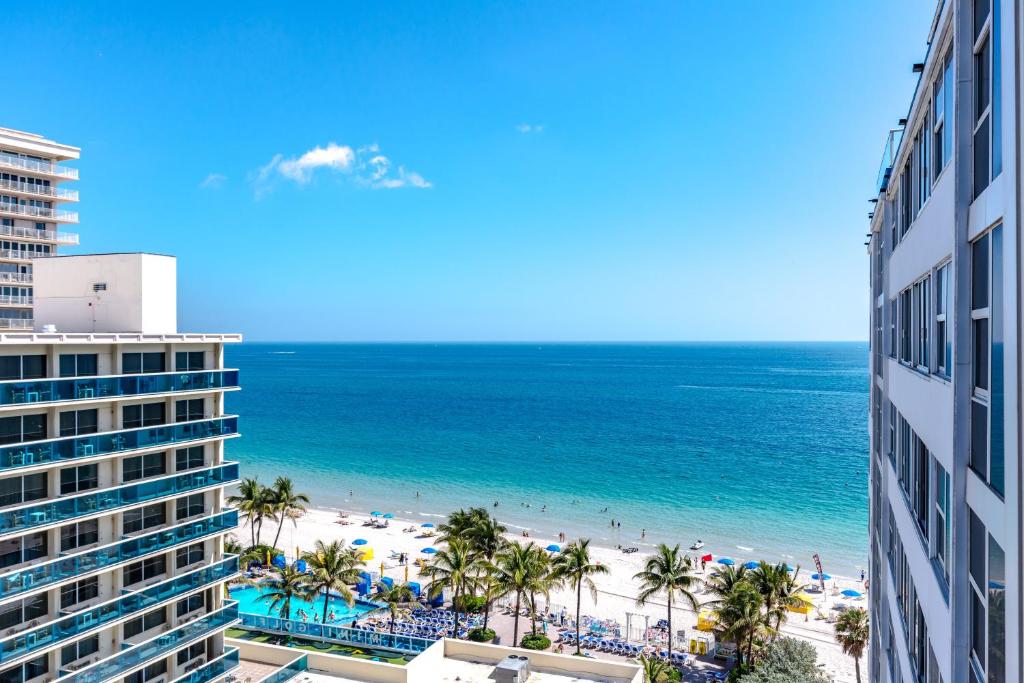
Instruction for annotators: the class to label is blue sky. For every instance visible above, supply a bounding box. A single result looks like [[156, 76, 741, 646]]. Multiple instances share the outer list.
[[9, 1, 934, 341]]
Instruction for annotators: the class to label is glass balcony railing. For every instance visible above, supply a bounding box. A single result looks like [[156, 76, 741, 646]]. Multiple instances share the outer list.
[[0, 203, 78, 223], [170, 647, 239, 683], [58, 602, 240, 683], [875, 128, 904, 194], [0, 463, 240, 535], [0, 369, 240, 407], [0, 509, 238, 599], [0, 555, 238, 664], [238, 613, 436, 654], [0, 152, 79, 179], [257, 655, 307, 683], [0, 416, 239, 472]]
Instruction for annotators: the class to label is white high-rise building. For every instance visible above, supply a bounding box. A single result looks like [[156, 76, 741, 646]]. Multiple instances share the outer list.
[[0, 128, 80, 332], [867, 0, 1021, 681], [0, 253, 243, 683]]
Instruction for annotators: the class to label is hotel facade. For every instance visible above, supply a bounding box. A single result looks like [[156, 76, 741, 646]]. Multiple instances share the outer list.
[[0, 129, 80, 332], [867, 0, 1022, 682]]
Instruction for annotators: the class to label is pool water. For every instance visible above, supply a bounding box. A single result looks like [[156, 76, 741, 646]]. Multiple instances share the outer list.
[[230, 585, 377, 623]]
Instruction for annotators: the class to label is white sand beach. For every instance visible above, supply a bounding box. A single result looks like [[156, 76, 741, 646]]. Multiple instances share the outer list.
[[239, 507, 864, 682]]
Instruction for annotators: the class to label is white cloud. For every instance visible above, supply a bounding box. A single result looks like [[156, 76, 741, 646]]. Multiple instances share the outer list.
[[252, 142, 430, 196], [515, 123, 544, 134], [199, 173, 226, 189]]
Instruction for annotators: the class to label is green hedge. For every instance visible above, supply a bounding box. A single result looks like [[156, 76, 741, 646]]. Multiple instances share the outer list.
[[452, 595, 487, 613], [520, 633, 552, 650], [467, 627, 496, 642]]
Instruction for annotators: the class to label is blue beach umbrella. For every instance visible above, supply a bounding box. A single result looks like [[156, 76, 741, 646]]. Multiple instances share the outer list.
[[717, 558, 735, 566], [421, 547, 437, 554], [742, 561, 760, 570], [841, 589, 862, 598], [785, 565, 796, 572], [352, 539, 368, 546], [420, 523, 434, 528], [811, 573, 832, 581], [382, 513, 394, 519], [370, 511, 382, 517], [546, 544, 561, 552], [295, 559, 308, 573]]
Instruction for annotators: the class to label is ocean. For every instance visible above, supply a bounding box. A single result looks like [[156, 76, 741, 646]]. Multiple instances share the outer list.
[[224, 342, 869, 576]]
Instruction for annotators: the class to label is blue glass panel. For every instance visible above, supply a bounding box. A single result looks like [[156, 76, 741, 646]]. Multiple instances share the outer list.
[[0, 510, 238, 598], [238, 613, 435, 653], [0, 464, 240, 534], [0, 370, 239, 407], [171, 647, 239, 683], [0, 417, 239, 472], [258, 655, 307, 683]]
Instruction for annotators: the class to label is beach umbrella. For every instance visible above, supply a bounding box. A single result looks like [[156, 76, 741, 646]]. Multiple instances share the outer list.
[[421, 547, 437, 554], [742, 561, 759, 570], [841, 589, 862, 598], [382, 513, 394, 519], [811, 573, 831, 581], [546, 544, 561, 552], [370, 511, 382, 517], [420, 523, 434, 528], [295, 559, 308, 573], [352, 539, 368, 546], [717, 558, 735, 566], [785, 565, 796, 572]]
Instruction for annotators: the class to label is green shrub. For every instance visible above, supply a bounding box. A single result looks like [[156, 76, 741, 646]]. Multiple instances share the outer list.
[[467, 627, 496, 642], [453, 595, 487, 613], [520, 633, 552, 650]]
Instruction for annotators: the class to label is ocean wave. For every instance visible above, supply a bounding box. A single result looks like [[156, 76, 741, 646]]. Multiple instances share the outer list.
[[736, 545, 754, 552]]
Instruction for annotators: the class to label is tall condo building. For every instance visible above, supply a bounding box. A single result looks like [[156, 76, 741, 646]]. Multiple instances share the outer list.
[[0, 254, 243, 683], [867, 1, 1021, 681], [0, 128, 81, 332]]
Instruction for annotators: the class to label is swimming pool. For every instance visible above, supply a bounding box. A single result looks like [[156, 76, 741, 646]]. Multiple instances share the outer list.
[[229, 585, 378, 623]]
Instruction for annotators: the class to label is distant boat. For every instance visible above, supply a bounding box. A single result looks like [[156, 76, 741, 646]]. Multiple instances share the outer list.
[[690, 540, 704, 550]]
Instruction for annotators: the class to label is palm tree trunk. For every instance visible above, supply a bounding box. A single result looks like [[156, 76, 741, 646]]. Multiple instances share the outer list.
[[483, 595, 491, 632], [272, 511, 285, 549], [530, 590, 537, 634], [663, 593, 671, 659], [854, 657, 861, 683], [513, 591, 521, 644], [249, 514, 256, 548], [322, 591, 331, 624], [256, 516, 264, 547], [453, 587, 461, 638], [575, 581, 582, 656], [746, 632, 753, 665], [390, 608, 396, 635]]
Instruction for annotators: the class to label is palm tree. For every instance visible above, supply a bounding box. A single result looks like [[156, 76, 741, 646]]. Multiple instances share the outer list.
[[552, 539, 609, 655], [716, 580, 769, 666], [270, 477, 311, 550], [377, 582, 418, 634], [633, 544, 701, 662], [302, 539, 364, 623], [834, 607, 869, 683], [227, 477, 270, 547], [639, 655, 670, 683], [750, 562, 804, 638], [490, 541, 539, 645], [437, 507, 490, 544], [466, 515, 507, 631], [524, 544, 555, 637], [703, 563, 749, 608], [257, 565, 314, 620], [422, 538, 483, 638]]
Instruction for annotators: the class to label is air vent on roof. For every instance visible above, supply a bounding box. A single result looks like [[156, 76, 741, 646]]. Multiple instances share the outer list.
[[912, 62, 925, 73], [93, 283, 107, 292]]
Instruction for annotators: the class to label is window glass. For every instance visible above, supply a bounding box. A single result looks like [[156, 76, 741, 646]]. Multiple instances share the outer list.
[[123, 452, 166, 482]]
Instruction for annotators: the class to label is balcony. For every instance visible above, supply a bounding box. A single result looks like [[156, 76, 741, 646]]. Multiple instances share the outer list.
[[170, 647, 240, 683], [0, 152, 79, 180], [0, 319, 31, 330], [0, 555, 238, 664], [0, 178, 78, 202], [256, 655, 307, 683], [0, 416, 239, 472], [0, 249, 53, 262], [0, 369, 241, 407], [57, 602, 239, 683], [0, 463, 240, 535], [0, 222, 79, 245], [238, 613, 437, 654], [0, 509, 238, 600], [0, 296, 31, 308], [875, 128, 904, 194], [0, 203, 78, 223]]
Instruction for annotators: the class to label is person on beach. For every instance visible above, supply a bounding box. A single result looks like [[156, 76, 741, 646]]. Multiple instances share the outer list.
[[641, 528, 645, 539]]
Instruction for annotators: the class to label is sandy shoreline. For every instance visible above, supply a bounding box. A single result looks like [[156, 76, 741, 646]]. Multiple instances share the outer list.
[[238, 505, 863, 682]]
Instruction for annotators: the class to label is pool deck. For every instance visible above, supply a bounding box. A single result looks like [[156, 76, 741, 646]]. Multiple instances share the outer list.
[[235, 658, 281, 683]]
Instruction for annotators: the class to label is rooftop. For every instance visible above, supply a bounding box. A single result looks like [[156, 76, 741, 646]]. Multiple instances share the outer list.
[[0, 332, 243, 344], [0, 127, 80, 160]]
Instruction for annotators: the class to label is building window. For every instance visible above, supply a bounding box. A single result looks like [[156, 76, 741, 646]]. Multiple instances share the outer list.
[[0, 532, 46, 569], [175, 399, 205, 422], [122, 352, 166, 375], [0, 654, 49, 683], [176, 592, 205, 617], [123, 503, 166, 535], [123, 452, 166, 482], [935, 262, 951, 377], [900, 289, 912, 363], [932, 47, 954, 178], [123, 402, 165, 429], [176, 493, 204, 521], [60, 635, 99, 667], [913, 276, 930, 370], [933, 461, 951, 582], [60, 520, 99, 552], [124, 556, 167, 586], [970, 227, 1004, 495], [59, 409, 98, 437], [888, 299, 897, 358], [123, 608, 167, 640], [125, 660, 167, 683], [176, 641, 205, 665], [176, 446, 205, 472], [0, 355, 45, 381], [972, 0, 1001, 197], [176, 542, 204, 569], [0, 473, 47, 507], [60, 576, 99, 609], [176, 351, 205, 372], [59, 464, 99, 495], [59, 354, 98, 378], [0, 414, 47, 445], [0, 595, 47, 631]]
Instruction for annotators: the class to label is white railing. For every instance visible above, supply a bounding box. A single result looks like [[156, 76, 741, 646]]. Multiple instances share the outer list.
[[0, 152, 78, 179], [0, 296, 32, 307], [0, 319, 32, 330], [0, 249, 53, 261], [0, 202, 78, 223], [0, 273, 32, 285], [0, 178, 77, 201], [0, 222, 79, 244]]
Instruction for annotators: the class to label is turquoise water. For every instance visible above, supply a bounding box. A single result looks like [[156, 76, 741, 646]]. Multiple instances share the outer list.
[[229, 585, 375, 622], [224, 343, 868, 575]]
